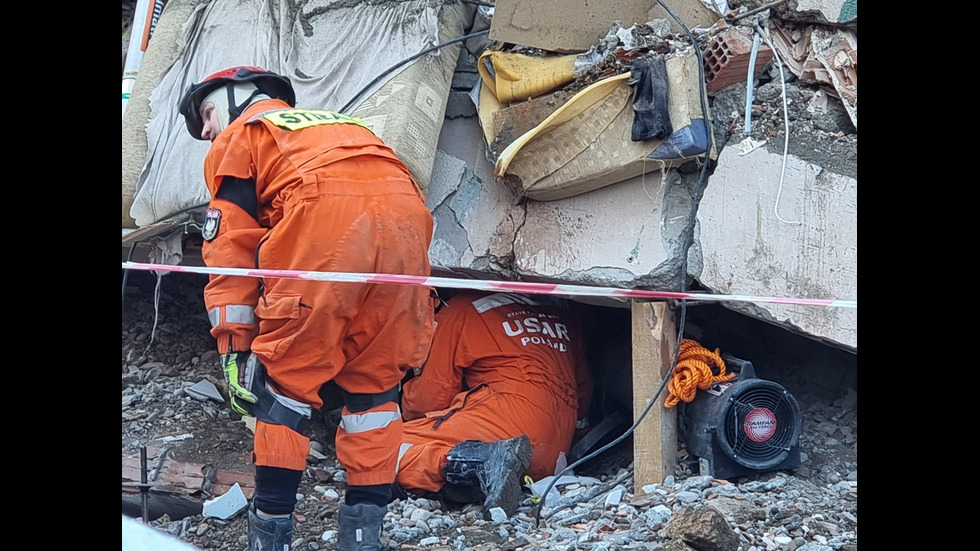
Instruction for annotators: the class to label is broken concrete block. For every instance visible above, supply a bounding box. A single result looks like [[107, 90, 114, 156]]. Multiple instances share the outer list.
[[186, 379, 224, 403], [704, 28, 774, 93], [489, 507, 508, 523], [202, 482, 248, 520]]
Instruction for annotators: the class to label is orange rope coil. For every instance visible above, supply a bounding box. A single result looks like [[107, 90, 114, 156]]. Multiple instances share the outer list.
[[664, 339, 737, 408]]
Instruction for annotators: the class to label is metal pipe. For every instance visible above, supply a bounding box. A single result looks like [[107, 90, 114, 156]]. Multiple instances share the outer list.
[[122, 0, 154, 118], [730, 0, 789, 22], [743, 32, 762, 135], [140, 446, 149, 523]]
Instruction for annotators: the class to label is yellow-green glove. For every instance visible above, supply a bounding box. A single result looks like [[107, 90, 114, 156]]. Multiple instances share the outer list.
[[221, 352, 257, 415]]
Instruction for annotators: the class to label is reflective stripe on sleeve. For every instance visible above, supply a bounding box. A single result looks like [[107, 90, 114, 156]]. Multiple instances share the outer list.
[[207, 304, 256, 328], [472, 292, 538, 313]]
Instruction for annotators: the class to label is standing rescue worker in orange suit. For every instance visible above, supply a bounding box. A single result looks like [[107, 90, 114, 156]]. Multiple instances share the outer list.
[[178, 66, 435, 551], [395, 290, 594, 517]]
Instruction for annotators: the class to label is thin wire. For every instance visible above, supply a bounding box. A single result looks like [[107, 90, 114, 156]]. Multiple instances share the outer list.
[[141, 271, 164, 359], [753, 21, 801, 225], [639, 157, 668, 202]]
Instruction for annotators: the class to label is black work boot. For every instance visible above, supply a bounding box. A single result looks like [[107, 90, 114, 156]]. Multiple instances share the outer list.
[[442, 435, 532, 518], [337, 502, 387, 551], [247, 503, 293, 551]]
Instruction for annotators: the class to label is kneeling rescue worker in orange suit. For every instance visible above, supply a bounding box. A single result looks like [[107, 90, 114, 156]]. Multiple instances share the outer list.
[[179, 66, 435, 551], [395, 289, 595, 517]]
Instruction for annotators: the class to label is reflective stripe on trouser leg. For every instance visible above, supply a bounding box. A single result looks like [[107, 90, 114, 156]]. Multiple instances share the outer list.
[[394, 440, 453, 494], [243, 355, 312, 434], [336, 402, 402, 486]]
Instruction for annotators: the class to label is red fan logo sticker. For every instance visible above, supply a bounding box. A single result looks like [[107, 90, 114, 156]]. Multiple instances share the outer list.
[[744, 408, 777, 442]]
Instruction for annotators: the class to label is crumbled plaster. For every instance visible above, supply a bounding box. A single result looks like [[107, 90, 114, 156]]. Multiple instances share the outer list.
[[428, 150, 525, 276]]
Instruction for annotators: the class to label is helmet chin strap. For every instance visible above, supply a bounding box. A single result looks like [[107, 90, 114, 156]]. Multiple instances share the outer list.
[[226, 82, 272, 123], [202, 83, 273, 134]]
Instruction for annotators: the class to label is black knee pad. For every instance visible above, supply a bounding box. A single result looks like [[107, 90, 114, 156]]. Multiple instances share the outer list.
[[253, 465, 304, 515], [340, 385, 400, 413]]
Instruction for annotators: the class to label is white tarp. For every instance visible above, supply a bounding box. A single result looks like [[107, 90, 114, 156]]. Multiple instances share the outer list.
[[122, 515, 199, 551], [127, 0, 464, 228]]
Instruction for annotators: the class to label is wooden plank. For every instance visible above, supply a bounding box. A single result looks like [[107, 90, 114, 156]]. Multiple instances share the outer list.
[[122, 455, 255, 498], [122, 221, 208, 266], [121, 219, 186, 247], [630, 300, 678, 488]]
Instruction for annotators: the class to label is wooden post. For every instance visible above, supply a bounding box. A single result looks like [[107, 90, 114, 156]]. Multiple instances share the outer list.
[[630, 299, 678, 489]]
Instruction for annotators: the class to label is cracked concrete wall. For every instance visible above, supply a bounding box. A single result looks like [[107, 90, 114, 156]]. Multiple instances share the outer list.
[[514, 169, 701, 291], [430, 115, 701, 307], [428, 117, 525, 277]]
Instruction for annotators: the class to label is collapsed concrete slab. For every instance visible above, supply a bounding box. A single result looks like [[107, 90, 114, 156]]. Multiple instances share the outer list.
[[695, 144, 857, 350]]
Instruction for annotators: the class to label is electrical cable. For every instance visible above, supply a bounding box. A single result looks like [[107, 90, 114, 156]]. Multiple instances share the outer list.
[[532, 0, 716, 526], [751, 20, 801, 225], [743, 32, 762, 135], [338, 29, 491, 115]]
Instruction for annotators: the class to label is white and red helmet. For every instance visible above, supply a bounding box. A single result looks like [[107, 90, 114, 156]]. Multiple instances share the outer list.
[[179, 66, 295, 140]]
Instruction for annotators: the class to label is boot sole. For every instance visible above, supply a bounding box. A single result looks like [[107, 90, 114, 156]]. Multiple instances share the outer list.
[[483, 436, 532, 517]]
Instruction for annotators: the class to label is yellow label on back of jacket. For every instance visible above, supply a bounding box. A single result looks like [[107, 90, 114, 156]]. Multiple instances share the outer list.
[[256, 109, 367, 131]]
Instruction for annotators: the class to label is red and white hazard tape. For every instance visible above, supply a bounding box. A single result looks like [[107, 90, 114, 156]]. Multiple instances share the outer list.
[[121, 262, 857, 309]]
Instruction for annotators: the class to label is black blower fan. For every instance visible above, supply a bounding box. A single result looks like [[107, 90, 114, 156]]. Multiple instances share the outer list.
[[678, 354, 802, 479]]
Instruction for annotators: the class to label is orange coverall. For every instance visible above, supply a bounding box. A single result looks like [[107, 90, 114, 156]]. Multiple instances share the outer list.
[[396, 290, 594, 494], [201, 99, 434, 486]]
